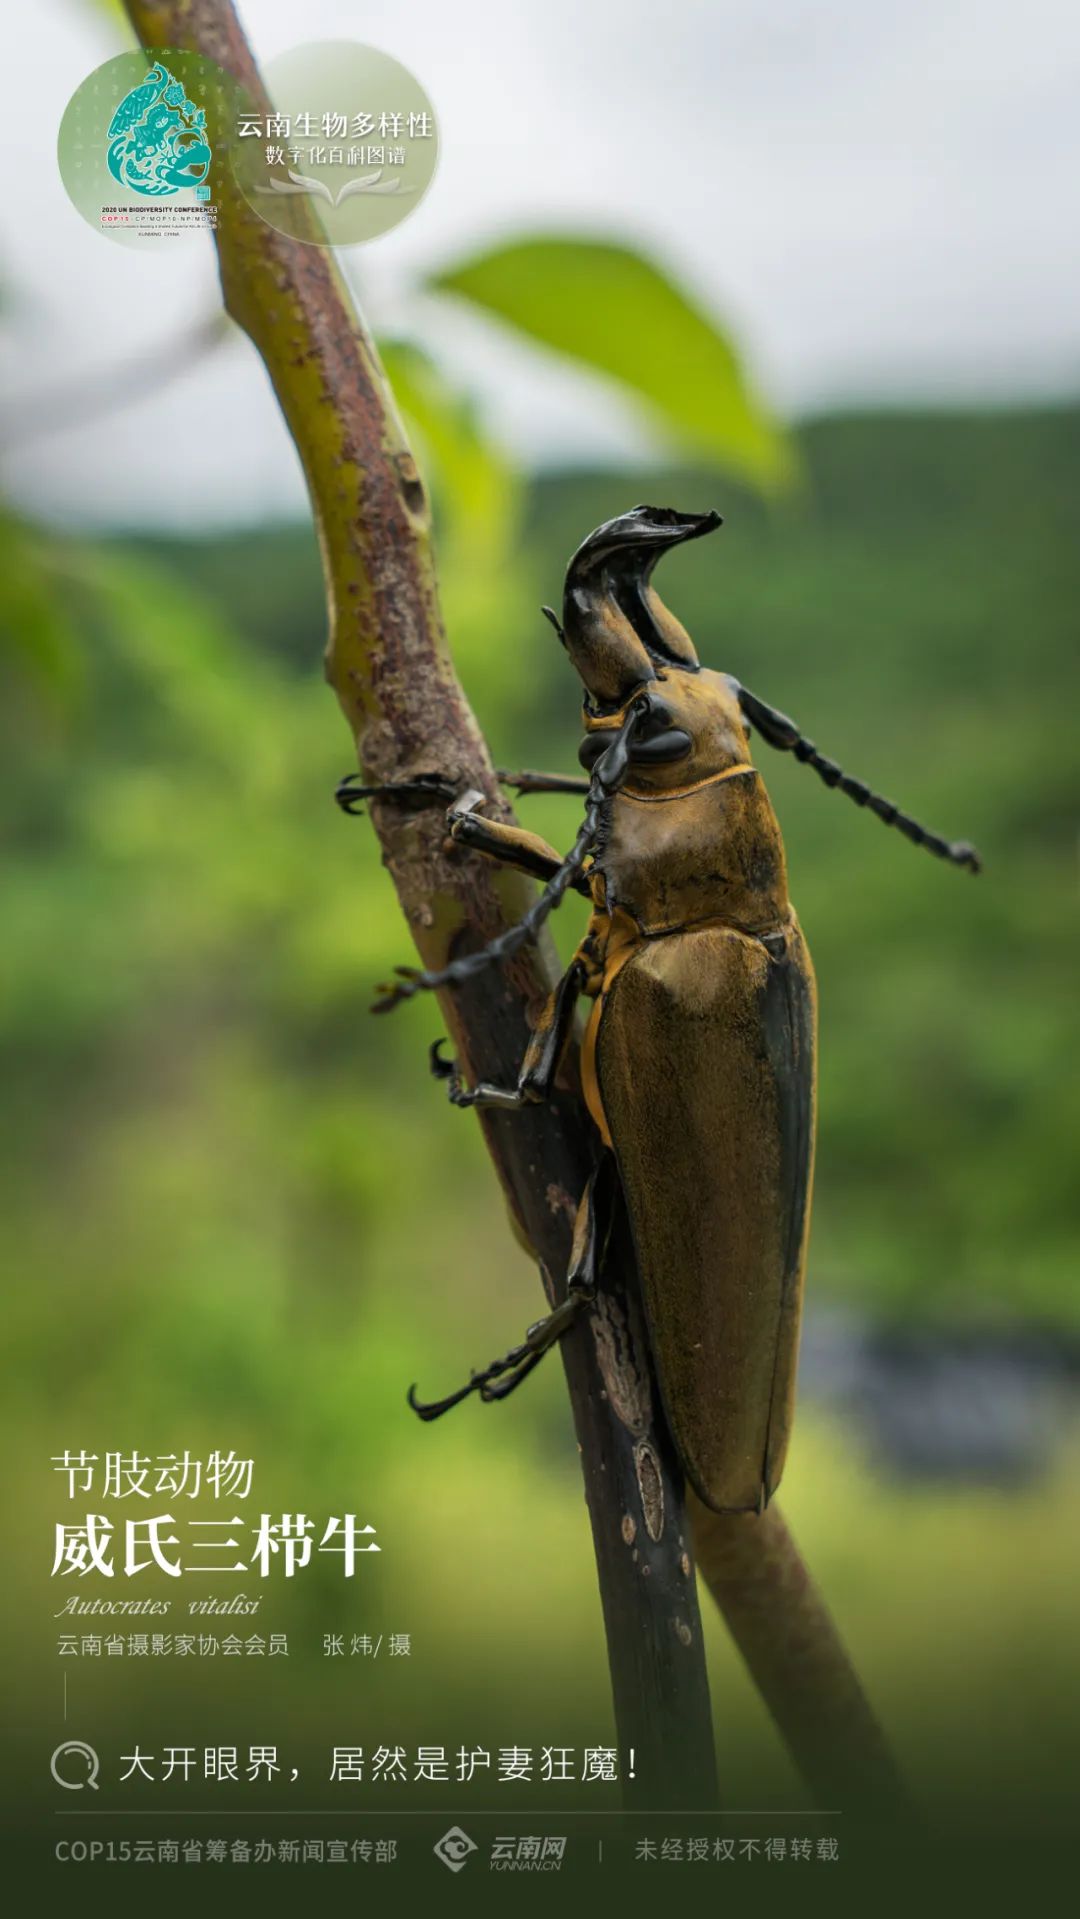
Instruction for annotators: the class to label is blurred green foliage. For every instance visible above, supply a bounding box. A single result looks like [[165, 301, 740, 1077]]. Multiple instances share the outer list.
[[8, 407, 1073, 1325]]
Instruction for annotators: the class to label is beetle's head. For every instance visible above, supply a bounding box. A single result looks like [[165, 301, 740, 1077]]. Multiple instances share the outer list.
[[551, 505, 749, 789]]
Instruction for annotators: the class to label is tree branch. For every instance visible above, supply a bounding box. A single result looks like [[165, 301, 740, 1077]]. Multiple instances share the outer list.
[[690, 1495, 905, 1808], [122, 0, 902, 1816], [122, 0, 716, 1806]]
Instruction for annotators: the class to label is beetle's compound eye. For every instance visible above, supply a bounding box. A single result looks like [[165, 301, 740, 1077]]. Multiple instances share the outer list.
[[623, 695, 692, 765], [628, 728, 693, 765], [580, 698, 693, 770]]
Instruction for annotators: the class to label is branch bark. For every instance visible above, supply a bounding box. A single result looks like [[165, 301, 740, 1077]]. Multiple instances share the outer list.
[[690, 1495, 905, 1808], [122, 0, 901, 1816], [123, 0, 715, 1807]]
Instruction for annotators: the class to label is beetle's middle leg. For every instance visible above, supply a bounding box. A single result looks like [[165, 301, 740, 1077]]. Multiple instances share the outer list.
[[407, 1160, 612, 1422], [431, 954, 587, 1112]]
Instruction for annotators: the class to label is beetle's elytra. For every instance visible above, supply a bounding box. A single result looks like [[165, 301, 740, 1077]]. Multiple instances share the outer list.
[[340, 507, 980, 1515]]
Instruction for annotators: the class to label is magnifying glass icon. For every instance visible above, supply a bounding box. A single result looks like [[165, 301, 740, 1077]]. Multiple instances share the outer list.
[[51, 1741, 100, 1790]]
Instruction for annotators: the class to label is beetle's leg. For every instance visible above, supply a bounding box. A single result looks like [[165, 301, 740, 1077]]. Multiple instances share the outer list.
[[372, 701, 644, 1014], [335, 771, 458, 816], [446, 790, 590, 889], [406, 1293, 585, 1421], [431, 956, 586, 1111], [496, 769, 592, 797], [408, 1162, 611, 1421], [340, 771, 590, 823], [737, 684, 982, 873]]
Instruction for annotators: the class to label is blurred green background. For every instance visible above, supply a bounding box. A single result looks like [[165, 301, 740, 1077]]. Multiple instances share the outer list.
[[4, 401, 1079, 1845], [3, 4, 1080, 1889]]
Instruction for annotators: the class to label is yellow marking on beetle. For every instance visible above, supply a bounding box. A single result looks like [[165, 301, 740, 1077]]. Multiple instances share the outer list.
[[622, 763, 755, 803], [580, 909, 647, 1147]]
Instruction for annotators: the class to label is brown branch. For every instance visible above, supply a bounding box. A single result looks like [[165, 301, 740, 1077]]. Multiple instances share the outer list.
[[122, 0, 715, 1807], [121, 0, 903, 1816], [690, 1494, 906, 1809]]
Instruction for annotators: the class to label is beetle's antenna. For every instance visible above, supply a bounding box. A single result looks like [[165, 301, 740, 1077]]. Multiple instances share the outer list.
[[738, 685, 982, 874], [371, 704, 645, 1013]]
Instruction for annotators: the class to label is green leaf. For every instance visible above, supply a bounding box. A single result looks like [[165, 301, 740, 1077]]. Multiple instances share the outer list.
[[428, 236, 797, 496]]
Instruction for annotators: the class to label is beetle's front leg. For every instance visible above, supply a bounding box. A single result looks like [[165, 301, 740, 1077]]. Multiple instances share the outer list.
[[431, 955, 587, 1111], [408, 1159, 613, 1420], [446, 790, 590, 891]]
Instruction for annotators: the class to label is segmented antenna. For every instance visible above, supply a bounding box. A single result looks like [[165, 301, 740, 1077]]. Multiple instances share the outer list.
[[738, 686, 982, 874], [371, 703, 644, 1014]]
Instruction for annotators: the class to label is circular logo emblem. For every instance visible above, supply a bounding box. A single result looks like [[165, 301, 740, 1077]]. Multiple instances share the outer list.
[[50, 1741, 100, 1791], [57, 50, 249, 247], [232, 41, 439, 246]]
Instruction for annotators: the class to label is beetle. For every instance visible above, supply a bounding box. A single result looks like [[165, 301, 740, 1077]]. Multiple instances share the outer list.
[[339, 506, 980, 1514]]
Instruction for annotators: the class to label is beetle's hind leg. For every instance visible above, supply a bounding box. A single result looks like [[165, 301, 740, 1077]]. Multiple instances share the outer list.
[[406, 1291, 585, 1422], [408, 1160, 612, 1422], [431, 955, 587, 1111]]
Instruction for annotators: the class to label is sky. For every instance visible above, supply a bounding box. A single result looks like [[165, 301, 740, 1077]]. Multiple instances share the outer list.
[[1, 0, 1078, 528]]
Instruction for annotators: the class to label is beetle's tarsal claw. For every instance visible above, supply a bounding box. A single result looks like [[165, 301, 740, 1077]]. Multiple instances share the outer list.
[[407, 1355, 513, 1421], [407, 1301, 586, 1423], [407, 1378, 484, 1422], [334, 773, 375, 815], [429, 1039, 469, 1103]]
